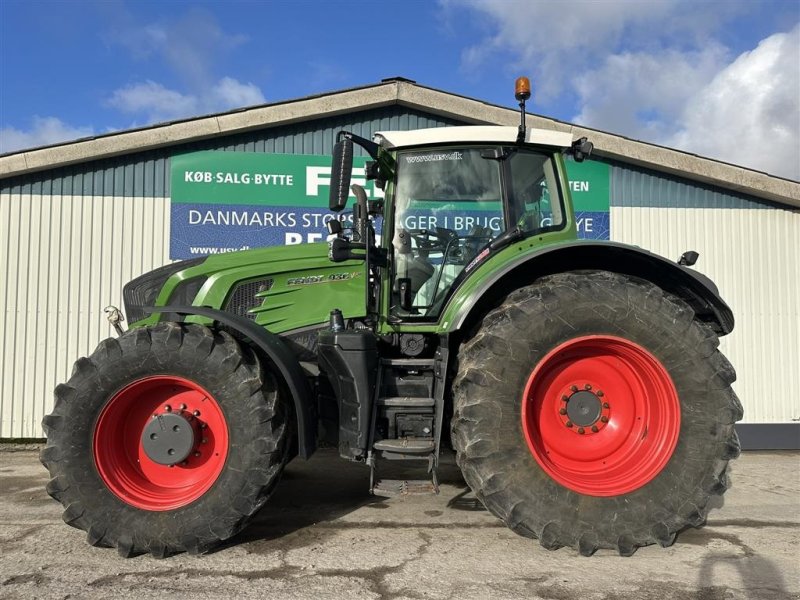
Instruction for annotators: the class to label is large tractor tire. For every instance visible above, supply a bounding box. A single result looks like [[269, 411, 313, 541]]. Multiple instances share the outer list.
[[452, 270, 742, 556], [41, 322, 288, 557]]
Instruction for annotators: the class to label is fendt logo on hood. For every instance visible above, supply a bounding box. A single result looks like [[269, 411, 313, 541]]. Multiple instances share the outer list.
[[286, 272, 362, 286]]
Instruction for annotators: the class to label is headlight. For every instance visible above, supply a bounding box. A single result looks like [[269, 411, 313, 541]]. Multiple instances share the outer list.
[[168, 275, 209, 306], [123, 258, 204, 324]]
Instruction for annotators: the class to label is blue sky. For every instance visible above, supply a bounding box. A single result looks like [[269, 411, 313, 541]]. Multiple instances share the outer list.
[[1, 0, 798, 179]]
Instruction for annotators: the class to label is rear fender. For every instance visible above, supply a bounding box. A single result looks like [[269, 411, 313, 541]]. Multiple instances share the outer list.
[[451, 241, 734, 336], [144, 306, 316, 458]]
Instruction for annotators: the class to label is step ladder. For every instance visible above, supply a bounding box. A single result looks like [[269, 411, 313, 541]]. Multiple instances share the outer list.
[[367, 353, 447, 496]]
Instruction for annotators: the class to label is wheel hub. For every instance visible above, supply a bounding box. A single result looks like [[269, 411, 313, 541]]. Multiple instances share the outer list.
[[141, 411, 196, 465], [566, 390, 602, 427], [558, 384, 611, 434]]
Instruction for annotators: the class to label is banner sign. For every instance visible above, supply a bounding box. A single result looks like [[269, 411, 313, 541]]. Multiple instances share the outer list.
[[169, 152, 609, 259], [568, 159, 611, 241]]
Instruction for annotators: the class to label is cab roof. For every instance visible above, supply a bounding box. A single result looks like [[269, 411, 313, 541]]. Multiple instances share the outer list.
[[374, 126, 574, 150]]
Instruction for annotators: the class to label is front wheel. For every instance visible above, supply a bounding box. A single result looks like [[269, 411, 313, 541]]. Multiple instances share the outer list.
[[41, 323, 288, 557], [452, 270, 742, 556]]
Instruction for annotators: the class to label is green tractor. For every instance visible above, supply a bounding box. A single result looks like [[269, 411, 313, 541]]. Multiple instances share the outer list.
[[41, 80, 742, 558]]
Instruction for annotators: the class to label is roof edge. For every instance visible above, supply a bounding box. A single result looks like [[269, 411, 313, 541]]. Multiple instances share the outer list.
[[1, 79, 798, 208], [392, 81, 799, 208], [0, 81, 401, 179]]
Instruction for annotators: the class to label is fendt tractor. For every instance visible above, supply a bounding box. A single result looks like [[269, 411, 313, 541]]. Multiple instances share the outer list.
[[42, 78, 742, 558]]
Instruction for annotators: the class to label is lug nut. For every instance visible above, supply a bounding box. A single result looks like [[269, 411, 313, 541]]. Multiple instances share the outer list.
[[194, 452, 201, 458], [584, 384, 592, 390], [164, 405, 172, 412], [201, 438, 208, 444], [570, 385, 578, 392], [566, 421, 573, 428], [181, 461, 188, 466], [559, 408, 567, 415], [179, 403, 187, 410], [193, 410, 201, 417], [562, 395, 569, 402], [601, 416, 609, 423], [597, 390, 604, 397], [578, 427, 585, 435], [591, 425, 599, 433], [602, 402, 610, 409], [200, 423, 207, 429]]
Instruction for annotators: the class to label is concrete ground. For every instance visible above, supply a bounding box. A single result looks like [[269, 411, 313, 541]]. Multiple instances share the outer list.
[[0, 448, 798, 600]]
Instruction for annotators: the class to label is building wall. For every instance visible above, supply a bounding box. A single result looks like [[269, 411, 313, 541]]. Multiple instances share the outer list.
[[0, 106, 463, 438], [0, 108, 797, 437], [606, 161, 800, 424]]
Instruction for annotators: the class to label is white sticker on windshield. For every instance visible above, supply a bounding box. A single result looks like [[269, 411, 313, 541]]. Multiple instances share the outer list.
[[404, 151, 464, 164]]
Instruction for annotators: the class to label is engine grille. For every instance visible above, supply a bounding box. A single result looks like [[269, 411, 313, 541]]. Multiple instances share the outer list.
[[223, 278, 274, 320]]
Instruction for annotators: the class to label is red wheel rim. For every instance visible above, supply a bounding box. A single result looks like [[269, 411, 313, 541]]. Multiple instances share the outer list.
[[93, 376, 228, 511], [521, 335, 680, 496]]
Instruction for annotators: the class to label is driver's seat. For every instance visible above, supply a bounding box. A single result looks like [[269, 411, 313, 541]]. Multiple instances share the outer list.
[[393, 228, 435, 303]]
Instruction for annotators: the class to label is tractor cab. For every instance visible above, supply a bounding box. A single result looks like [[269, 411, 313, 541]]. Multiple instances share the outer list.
[[326, 76, 593, 325], [327, 124, 591, 322]]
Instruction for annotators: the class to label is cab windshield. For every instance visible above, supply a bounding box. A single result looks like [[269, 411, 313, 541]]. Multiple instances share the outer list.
[[390, 145, 564, 318]]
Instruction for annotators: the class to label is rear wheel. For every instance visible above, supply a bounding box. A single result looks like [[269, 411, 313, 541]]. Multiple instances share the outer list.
[[452, 270, 742, 555], [41, 322, 288, 557]]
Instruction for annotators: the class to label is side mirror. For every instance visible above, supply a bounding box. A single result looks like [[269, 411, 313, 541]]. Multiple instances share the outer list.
[[570, 137, 594, 162], [678, 250, 699, 266], [329, 138, 353, 212]]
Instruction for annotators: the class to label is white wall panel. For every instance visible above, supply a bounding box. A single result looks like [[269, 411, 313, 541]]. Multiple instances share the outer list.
[[611, 206, 800, 423], [1, 192, 798, 436], [0, 192, 170, 438]]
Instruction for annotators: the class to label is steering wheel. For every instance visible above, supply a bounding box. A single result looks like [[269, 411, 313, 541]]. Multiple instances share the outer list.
[[408, 227, 458, 252]]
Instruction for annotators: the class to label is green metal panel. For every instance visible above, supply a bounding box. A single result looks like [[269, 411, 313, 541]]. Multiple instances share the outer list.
[[134, 243, 367, 334], [603, 158, 777, 210], [0, 107, 463, 198]]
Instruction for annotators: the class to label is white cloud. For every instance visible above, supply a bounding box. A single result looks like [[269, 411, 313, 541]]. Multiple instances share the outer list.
[[667, 26, 800, 180], [0, 117, 94, 154], [109, 8, 248, 90], [443, 0, 799, 179], [100, 8, 264, 125], [107, 80, 199, 122], [572, 45, 729, 141], [211, 77, 265, 108], [106, 77, 265, 124], [444, 0, 737, 101]]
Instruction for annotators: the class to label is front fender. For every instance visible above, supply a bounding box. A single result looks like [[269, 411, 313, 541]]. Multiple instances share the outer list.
[[144, 306, 316, 458], [445, 240, 734, 336]]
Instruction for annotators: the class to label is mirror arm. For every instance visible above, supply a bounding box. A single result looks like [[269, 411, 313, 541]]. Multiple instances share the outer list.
[[337, 131, 381, 162]]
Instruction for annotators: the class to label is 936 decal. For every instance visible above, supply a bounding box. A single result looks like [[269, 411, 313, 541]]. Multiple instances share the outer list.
[[286, 272, 361, 286]]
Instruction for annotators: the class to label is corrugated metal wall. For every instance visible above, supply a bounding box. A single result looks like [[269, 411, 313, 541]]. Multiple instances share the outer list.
[[0, 106, 463, 438], [1, 109, 797, 437], [0, 193, 171, 437], [607, 162, 800, 424]]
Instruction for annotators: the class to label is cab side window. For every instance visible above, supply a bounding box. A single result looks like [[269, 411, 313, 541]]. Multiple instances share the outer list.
[[509, 151, 564, 233]]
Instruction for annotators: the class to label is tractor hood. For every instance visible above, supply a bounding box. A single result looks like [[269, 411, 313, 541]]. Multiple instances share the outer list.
[[124, 243, 366, 334]]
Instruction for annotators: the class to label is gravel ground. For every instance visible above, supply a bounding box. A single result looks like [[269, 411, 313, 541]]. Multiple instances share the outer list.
[[1, 447, 798, 600]]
